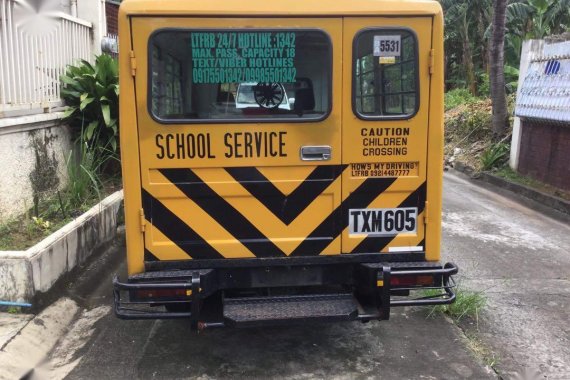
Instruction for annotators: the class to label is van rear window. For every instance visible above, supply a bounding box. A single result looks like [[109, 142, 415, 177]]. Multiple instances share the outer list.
[[149, 29, 332, 123], [353, 29, 418, 119]]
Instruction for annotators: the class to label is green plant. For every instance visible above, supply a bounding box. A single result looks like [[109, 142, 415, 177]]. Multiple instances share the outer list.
[[65, 140, 104, 211], [61, 54, 120, 171], [478, 72, 490, 97], [480, 142, 509, 171], [444, 88, 479, 110], [424, 287, 487, 322], [7, 306, 21, 314], [31, 216, 51, 230], [445, 99, 492, 145], [504, 65, 519, 94]]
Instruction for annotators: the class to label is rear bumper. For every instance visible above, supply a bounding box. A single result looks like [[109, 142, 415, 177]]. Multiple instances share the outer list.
[[113, 261, 458, 328]]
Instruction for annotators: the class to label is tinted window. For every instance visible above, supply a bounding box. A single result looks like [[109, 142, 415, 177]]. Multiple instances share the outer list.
[[353, 29, 418, 118], [150, 30, 332, 122]]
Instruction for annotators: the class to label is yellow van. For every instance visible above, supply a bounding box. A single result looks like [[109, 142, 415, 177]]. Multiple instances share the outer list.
[[113, 0, 458, 329]]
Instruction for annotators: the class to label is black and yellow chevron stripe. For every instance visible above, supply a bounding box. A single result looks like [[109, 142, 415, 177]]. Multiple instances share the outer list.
[[142, 165, 426, 261]]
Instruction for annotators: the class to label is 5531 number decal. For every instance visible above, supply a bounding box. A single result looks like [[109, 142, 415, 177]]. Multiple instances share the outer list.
[[349, 207, 417, 236], [373, 35, 401, 57]]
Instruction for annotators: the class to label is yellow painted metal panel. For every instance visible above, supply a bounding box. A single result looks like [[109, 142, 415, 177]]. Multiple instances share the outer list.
[[119, 5, 445, 274], [119, 7, 145, 275], [130, 17, 343, 261], [120, 0, 441, 17], [425, 12, 445, 262]]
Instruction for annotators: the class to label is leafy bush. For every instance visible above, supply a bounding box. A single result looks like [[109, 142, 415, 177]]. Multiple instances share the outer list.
[[445, 99, 492, 141], [504, 65, 520, 94], [61, 54, 119, 171], [444, 88, 479, 110], [476, 67, 518, 97], [478, 72, 490, 97], [480, 142, 510, 171], [65, 140, 103, 211]]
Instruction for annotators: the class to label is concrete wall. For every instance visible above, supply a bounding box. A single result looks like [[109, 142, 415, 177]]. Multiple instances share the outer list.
[[517, 120, 570, 191], [0, 113, 73, 220], [512, 36, 570, 191], [510, 39, 543, 169]]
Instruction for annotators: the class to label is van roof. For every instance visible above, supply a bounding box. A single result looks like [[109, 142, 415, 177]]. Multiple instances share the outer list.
[[119, 0, 442, 17]]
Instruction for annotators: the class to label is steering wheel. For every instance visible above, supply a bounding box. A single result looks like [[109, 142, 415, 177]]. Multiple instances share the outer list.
[[253, 83, 285, 109]]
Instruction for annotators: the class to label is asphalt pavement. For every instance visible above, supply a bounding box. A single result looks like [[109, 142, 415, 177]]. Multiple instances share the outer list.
[[442, 172, 570, 379], [33, 171, 570, 379]]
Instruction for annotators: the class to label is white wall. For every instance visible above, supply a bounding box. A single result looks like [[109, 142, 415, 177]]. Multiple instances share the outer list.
[[76, 0, 106, 55], [0, 113, 72, 220], [510, 40, 545, 169]]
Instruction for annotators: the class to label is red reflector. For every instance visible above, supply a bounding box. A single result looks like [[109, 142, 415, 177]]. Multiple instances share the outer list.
[[390, 275, 434, 286], [135, 288, 189, 299]]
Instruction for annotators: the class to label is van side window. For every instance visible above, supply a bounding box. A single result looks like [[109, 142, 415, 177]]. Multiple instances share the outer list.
[[353, 29, 418, 119], [150, 30, 332, 123]]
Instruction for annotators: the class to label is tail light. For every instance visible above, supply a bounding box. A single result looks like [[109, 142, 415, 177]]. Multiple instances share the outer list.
[[390, 274, 435, 287], [135, 288, 191, 300]]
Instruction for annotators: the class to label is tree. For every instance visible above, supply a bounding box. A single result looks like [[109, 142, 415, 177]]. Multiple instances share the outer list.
[[439, 0, 491, 94], [490, 0, 508, 136]]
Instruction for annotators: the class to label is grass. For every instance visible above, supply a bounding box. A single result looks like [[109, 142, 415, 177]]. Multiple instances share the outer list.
[[444, 88, 480, 111], [0, 188, 116, 251], [480, 142, 509, 171], [464, 330, 501, 370], [424, 286, 487, 323], [423, 286, 500, 372], [0, 196, 75, 251], [444, 93, 516, 173], [0, 138, 121, 251], [7, 306, 21, 314], [0, 180, 121, 251], [494, 166, 570, 202]]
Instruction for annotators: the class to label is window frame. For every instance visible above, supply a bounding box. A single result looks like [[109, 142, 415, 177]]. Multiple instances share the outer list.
[[147, 27, 334, 125], [352, 27, 420, 121]]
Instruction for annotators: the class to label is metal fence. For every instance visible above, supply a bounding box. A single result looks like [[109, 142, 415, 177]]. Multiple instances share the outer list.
[[102, 33, 119, 59], [0, 0, 93, 115]]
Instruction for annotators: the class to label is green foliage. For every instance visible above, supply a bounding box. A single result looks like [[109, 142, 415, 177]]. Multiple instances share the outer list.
[[504, 65, 519, 94], [441, 0, 569, 95], [61, 54, 120, 171], [480, 142, 510, 171], [445, 99, 492, 141], [0, 138, 109, 250], [495, 166, 570, 202], [0, 195, 72, 251], [444, 88, 479, 110], [439, 0, 492, 92], [504, 0, 570, 64], [478, 72, 490, 97], [65, 140, 104, 211], [31, 216, 51, 230], [425, 287, 487, 322]]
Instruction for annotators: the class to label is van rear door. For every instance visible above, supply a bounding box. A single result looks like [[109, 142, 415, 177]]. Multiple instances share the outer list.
[[341, 17, 432, 255], [131, 18, 343, 263]]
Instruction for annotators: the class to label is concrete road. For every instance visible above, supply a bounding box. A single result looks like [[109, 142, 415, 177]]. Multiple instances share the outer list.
[[43, 172, 570, 379], [442, 173, 570, 379]]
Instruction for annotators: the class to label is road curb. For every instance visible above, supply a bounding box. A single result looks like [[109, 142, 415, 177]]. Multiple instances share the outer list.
[[452, 162, 570, 222], [0, 298, 80, 380]]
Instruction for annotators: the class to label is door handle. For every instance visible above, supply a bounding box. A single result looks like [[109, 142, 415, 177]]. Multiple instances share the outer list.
[[300, 146, 332, 161]]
